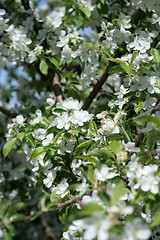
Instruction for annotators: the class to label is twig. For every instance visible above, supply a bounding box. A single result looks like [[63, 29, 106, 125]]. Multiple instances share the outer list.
[[52, 73, 64, 104], [61, 9, 75, 26], [135, 94, 160, 147], [57, 192, 91, 208], [41, 219, 57, 240], [0, 106, 18, 118]]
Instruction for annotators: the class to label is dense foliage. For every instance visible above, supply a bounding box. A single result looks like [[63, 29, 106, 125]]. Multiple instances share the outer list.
[[0, 0, 160, 239]]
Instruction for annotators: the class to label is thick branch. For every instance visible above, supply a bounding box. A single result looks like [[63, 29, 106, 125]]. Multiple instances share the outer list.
[[82, 62, 114, 110], [21, 0, 30, 10], [0, 106, 18, 118], [52, 73, 64, 104], [132, 9, 143, 25]]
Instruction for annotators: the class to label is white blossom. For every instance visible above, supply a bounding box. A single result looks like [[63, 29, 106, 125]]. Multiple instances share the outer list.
[[123, 218, 151, 240], [42, 133, 54, 146], [43, 170, 57, 188], [70, 110, 92, 126], [94, 165, 116, 182], [52, 178, 69, 198]]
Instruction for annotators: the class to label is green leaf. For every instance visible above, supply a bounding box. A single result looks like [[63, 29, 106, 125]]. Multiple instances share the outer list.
[[108, 133, 124, 141], [48, 57, 60, 70], [77, 141, 91, 151], [89, 148, 115, 160], [30, 211, 41, 221], [39, 61, 48, 76], [76, 155, 97, 163], [151, 208, 160, 227], [106, 57, 125, 64], [134, 101, 143, 114], [106, 57, 132, 75], [17, 132, 25, 141], [71, 129, 80, 137], [120, 63, 132, 75], [89, 119, 97, 137], [87, 165, 95, 183], [79, 4, 91, 18], [109, 141, 121, 155], [79, 203, 104, 216], [50, 191, 61, 203], [3, 229, 12, 240], [134, 115, 160, 126], [59, 206, 69, 224], [111, 180, 127, 205], [150, 48, 160, 64], [30, 147, 44, 160], [120, 126, 130, 142], [147, 131, 155, 150], [6, 202, 25, 218], [3, 138, 17, 158], [98, 191, 110, 205], [131, 51, 138, 63], [26, 134, 35, 148], [9, 213, 25, 222], [52, 129, 65, 144], [109, 65, 124, 75]]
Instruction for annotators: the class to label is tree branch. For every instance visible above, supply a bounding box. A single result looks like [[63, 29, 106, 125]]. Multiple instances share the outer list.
[[21, 0, 30, 10], [57, 192, 91, 208], [0, 106, 18, 118], [41, 219, 57, 240], [60, 8, 75, 26], [52, 73, 64, 104], [82, 62, 114, 110]]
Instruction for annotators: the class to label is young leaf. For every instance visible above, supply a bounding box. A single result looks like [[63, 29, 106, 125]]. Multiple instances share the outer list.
[[106, 57, 125, 64], [77, 141, 91, 150], [150, 48, 160, 64], [59, 206, 69, 224], [9, 213, 26, 222], [134, 101, 143, 114], [6, 202, 25, 217], [134, 115, 160, 126], [79, 203, 104, 216], [30, 146, 44, 160], [120, 63, 132, 75], [89, 148, 115, 160], [3, 138, 17, 158], [131, 51, 138, 63], [76, 155, 97, 163], [3, 229, 12, 240], [39, 61, 48, 76], [17, 132, 25, 141], [87, 165, 95, 183], [79, 4, 91, 18], [48, 57, 60, 70], [151, 208, 160, 227], [89, 119, 97, 137], [109, 141, 121, 155], [111, 180, 127, 205]]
